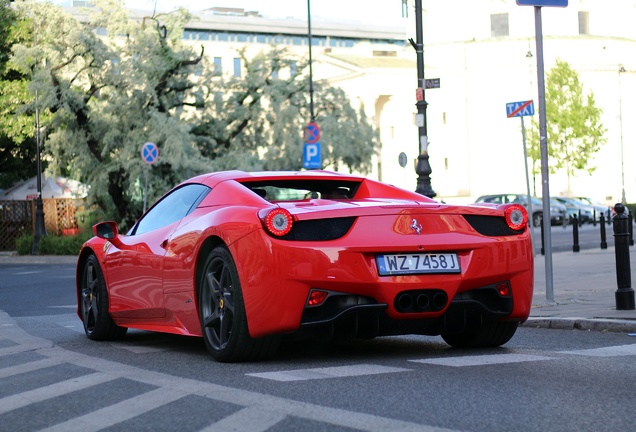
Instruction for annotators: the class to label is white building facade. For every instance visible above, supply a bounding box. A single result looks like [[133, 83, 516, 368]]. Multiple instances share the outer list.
[[72, 0, 636, 204]]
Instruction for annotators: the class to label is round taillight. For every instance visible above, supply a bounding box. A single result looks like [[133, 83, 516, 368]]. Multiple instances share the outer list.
[[264, 208, 293, 236], [504, 204, 528, 230]]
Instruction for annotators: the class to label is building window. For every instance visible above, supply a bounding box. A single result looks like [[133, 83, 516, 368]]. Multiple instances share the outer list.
[[579, 11, 590, 35], [213, 57, 222, 76], [290, 60, 297, 77], [490, 13, 509, 37], [233, 58, 241, 77]]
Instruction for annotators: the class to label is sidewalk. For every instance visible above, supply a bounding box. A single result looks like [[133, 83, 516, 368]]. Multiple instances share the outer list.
[[2, 249, 636, 333], [528, 248, 636, 332]]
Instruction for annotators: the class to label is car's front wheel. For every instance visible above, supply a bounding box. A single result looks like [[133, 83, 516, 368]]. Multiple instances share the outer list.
[[80, 254, 127, 341], [441, 319, 518, 348], [532, 212, 542, 228], [198, 245, 279, 362]]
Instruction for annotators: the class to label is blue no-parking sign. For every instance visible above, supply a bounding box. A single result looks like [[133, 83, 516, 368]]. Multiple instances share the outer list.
[[304, 122, 321, 144], [303, 142, 321, 169], [141, 142, 159, 164]]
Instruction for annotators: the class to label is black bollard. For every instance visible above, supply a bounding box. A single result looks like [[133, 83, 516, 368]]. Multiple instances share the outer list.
[[612, 203, 635, 310], [540, 217, 545, 256], [600, 212, 607, 249], [629, 211, 634, 246], [572, 214, 580, 252], [593, 209, 597, 227]]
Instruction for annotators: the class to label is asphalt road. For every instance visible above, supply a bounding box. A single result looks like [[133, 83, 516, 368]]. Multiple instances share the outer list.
[[2, 262, 636, 432]]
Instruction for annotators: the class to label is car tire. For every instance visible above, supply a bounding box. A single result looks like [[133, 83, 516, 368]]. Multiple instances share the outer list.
[[532, 212, 542, 228], [198, 245, 280, 362], [441, 319, 518, 348], [80, 255, 128, 341]]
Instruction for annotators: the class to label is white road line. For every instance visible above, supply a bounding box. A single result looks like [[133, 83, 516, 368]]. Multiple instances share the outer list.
[[200, 406, 288, 432], [559, 343, 636, 357], [0, 357, 63, 379], [40, 388, 188, 432], [409, 353, 555, 367], [246, 364, 411, 382], [0, 372, 114, 415], [14, 271, 42, 275]]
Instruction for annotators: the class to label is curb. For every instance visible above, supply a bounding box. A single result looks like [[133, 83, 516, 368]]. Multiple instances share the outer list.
[[0, 255, 77, 265], [523, 317, 636, 333]]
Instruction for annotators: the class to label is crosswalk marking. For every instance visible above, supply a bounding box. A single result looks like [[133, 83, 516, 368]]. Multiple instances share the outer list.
[[0, 372, 114, 415], [409, 353, 555, 367], [4, 306, 636, 432], [559, 343, 636, 357], [40, 388, 189, 432], [0, 357, 62, 379], [246, 364, 410, 382], [200, 406, 288, 432]]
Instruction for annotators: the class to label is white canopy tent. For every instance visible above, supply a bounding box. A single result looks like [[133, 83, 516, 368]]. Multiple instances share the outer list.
[[0, 176, 88, 200]]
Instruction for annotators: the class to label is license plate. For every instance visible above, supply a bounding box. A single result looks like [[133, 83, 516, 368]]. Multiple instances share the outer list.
[[376, 253, 461, 276]]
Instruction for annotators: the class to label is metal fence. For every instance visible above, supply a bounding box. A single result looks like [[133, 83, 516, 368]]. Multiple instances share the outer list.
[[0, 199, 82, 251]]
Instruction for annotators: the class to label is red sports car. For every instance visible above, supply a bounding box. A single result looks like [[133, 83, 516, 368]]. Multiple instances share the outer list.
[[76, 170, 534, 362]]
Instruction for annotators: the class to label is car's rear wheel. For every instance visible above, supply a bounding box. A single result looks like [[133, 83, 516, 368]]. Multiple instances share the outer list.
[[198, 246, 279, 362], [441, 319, 518, 348], [532, 212, 542, 228], [80, 255, 127, 340]]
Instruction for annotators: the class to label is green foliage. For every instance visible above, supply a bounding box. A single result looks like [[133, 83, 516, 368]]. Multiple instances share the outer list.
[[193, 48, 379, 174], [4, 0, 379, 228], [16, 233, 91, 255], [0, 0, 44, 189], [528, 59, 607, 194]]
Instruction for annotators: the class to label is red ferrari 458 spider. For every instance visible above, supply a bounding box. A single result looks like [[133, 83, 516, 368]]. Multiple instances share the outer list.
[[76, 170, 534, 362]]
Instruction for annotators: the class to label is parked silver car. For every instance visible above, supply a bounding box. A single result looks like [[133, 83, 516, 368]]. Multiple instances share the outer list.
[[552, 197, 595, 224], [475, 194, 567, 227], [576, 197, 611, 221]]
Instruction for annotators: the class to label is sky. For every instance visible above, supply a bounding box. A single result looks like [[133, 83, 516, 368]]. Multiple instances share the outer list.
[[52, 0, 408, 26]]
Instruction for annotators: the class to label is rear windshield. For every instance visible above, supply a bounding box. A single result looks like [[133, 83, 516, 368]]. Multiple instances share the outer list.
[[239, 180, 361, 202]]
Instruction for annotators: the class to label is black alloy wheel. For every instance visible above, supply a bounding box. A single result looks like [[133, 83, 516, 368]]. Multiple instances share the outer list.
[[80, 255, 127, 340], [198, 246, 279, 362]]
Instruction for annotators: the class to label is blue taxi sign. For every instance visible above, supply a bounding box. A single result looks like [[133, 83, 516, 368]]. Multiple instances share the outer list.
[[516, 0, 567, 6]]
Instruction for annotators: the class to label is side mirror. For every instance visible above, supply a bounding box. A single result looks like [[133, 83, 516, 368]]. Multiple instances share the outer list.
[[93, 221, 119, 239]]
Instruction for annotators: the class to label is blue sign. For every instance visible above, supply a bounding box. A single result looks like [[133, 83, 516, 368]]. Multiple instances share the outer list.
[[506, 100, 535, 118], [141, 142, 159, 164], [303, 142, 321, 169], [516, 0, 567, 6]]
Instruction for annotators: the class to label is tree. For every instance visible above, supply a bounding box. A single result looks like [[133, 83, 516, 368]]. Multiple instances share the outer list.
[[10, 0, 207, 228], [192, 47, 380, 174], [7, 1, 379, 226], [0, 0, 43, 190], [528, 58, 607, 195]]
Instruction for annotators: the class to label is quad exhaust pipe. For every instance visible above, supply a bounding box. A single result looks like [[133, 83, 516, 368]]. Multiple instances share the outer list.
[[394, 290, 448, 313]]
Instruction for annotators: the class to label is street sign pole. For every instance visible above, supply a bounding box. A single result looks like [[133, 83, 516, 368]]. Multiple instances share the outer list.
[[141, 142, 159, 213], [520, 116, 537, 254], [533, 6, 554, 302]]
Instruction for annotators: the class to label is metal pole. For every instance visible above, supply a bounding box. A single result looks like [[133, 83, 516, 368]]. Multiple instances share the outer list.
[[618, 65, 626, 205], [412, 0, 435, 198], [31, 19, 46, 255], [521, 116, 537, 254], [534, 6, 554, 302], [307, 0, 315, 122]]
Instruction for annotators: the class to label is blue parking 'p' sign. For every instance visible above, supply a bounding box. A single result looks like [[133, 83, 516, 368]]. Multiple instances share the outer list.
[[141, 142, 159, 165], [303, 142, 321, 169]]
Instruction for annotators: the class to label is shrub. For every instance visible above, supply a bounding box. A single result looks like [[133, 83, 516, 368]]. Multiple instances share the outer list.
[[16, 233, 92, 255]]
